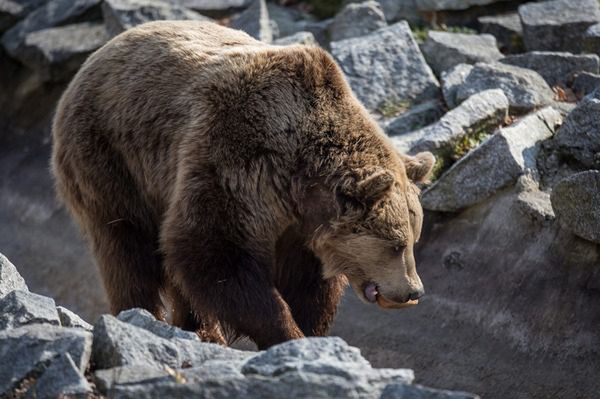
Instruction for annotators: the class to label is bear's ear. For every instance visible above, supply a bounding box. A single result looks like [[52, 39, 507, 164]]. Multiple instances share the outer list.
[[341, 169, 395, 204], [401, 152, 435, 183]]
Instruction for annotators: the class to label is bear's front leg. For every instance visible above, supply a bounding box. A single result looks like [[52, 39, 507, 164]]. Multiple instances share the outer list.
[[162, 224, 304, 349]]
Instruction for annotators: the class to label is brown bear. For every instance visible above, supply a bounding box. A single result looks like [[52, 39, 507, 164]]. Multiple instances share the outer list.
[[51, 21, 434, 349]]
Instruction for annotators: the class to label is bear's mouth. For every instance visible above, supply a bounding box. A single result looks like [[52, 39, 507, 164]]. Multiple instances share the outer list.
[[363, 282, 419, 309]]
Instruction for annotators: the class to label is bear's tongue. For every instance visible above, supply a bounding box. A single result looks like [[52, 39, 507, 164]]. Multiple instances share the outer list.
[[364, 283, 378, 303]]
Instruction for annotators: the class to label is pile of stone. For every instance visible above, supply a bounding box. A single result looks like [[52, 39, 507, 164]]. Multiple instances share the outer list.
[[0, 253, 478, 398]]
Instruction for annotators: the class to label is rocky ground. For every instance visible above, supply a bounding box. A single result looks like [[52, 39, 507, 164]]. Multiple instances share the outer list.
[[0, 0, 599, 398]]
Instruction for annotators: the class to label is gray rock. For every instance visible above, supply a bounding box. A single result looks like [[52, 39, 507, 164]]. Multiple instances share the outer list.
[[102, 0, 209, 38], [57, 306, 93, 331], [0, 325, 92, 395], [330, 1, 387, 42], [0, 0, 48, 32], [382, 100, 445, 136], [553, 89, 600, 169], [572, 71, 600, 97], [453, 62, 554, 113], [0, 290, 59, 330], [242, 337, 414, 384], [584, 22, 600, 56], [230, 0, 271, 43], [0, 252, 27, 298], [500, 51, 600, 87], [116, 308, 198, 340], [421, 31, 503, 76], [478, 12, 523, 53], [94, 365, 171, 394], [266, 3, 314, 39], [519, 0, 600, 53], [551, 171, 600, 244], [421, 107, 562, 212], [515, 174, 555, 223], [330, 21, 440, 112], [274, 31, 316, 46], [18, 22, 108, 80], [381, 383, 480, 399], [91, 337, 421, 398], [377, 0, 421, 25], [27, 353, 92, 399], [441, 63, 473, 108], [92, 314, 250, 370], [395, 89, 509, 155], [178, 0, 251, 18], [416, 0, 513, 11], [1, 0, 101, 59]]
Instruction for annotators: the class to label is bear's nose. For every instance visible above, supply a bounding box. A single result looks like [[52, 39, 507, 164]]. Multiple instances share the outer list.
[[408, 289, 424, 301]]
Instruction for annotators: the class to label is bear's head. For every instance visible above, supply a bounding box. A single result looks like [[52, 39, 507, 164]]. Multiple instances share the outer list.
[[308, 152, 435, 309]]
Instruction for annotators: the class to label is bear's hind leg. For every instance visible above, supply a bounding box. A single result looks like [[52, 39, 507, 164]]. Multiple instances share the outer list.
[[275, 226, 348, 336], [168, 285, 226, 345], [86, 219, 166, 319], [53, 135, 166, 319]]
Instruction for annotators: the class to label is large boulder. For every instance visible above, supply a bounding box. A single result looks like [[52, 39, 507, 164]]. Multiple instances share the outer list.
[[0, 252, 27, 298], [478, 12, 523, 53], [551, 171, 600, 244], [382, 99, 445, 137], [26, 353, 92, 399], [1, 0, 101, 59], [16, 22, 109, 80], [421, 107, 562, 212], [92, 314, 250, 370], [229, 0, 272, 43], [572, 71, 600, 97], [0, 325, 92, 395], [377, 0, 421, 25], [500, 51, 600, 87], [330, 21, 440, 113], [519, 0, 600, 52], [330, 1, 387, 42], [0, 290, 60, 330], [0, 0, 48, 32], [92, 337, 460, 399], [441, 63, 474, 109], [584, 22, 600, 56], [553, 88, 600, 169], [102, 0, 209, 38], [57, 305, 93, 331], [452, 62, 554, 113], [116, 308, 199, 340], [393, 89, 509, 156], [273, 31, 316, 46], [421, 31, 503, 76]]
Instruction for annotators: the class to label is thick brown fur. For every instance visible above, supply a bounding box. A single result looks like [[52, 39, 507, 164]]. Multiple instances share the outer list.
[[51, 21, 434, 349]]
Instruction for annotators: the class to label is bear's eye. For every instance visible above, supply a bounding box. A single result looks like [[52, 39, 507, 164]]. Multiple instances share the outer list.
[[392, 245, 406, 255]]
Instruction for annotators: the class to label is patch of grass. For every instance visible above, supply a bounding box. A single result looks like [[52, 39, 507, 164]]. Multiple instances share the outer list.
[[377, 99, 413, 118], [411, 24, 477, 44], [428, 127, 494, 183]]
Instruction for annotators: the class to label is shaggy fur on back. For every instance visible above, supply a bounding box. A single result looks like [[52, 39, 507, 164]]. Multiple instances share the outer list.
[[52, 21, 432, 349]]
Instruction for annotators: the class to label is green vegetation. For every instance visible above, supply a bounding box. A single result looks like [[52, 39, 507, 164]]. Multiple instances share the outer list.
[[428, 126, 494, 182], [377, 99, 413, 118], [412, 24, 477, 44]]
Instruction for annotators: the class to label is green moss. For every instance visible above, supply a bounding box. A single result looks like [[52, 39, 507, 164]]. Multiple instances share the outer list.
[[441, 25, 477, 35], [427, 127, 493, 183], [377, 99, 413, 118], [412, 26, 429, 44]]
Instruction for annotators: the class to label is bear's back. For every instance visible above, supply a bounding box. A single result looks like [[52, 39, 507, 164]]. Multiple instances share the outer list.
[[53, 22, 271, 211]]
